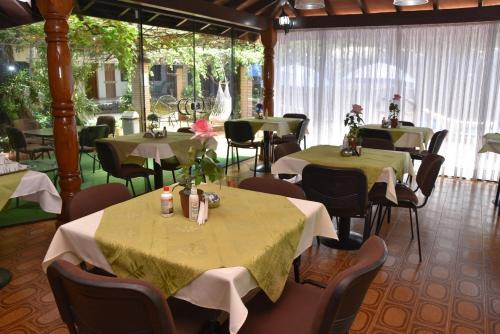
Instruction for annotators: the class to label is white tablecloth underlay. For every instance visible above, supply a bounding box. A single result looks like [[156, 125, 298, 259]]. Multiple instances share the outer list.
[[42, 197, 336, 333], [394, 132, 425, 149], [11, 170, 62, 214]]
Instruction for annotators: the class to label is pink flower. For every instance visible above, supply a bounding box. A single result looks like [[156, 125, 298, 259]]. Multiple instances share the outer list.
[[393, 94, 401, 101], [190, 119, 217, 142], [352, 104, 363, 114]]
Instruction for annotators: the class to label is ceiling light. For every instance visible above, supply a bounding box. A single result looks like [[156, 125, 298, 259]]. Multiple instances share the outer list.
[[294, 0, 325, 10], [393, 0, 429, 6], [278, 7, 292, 34]]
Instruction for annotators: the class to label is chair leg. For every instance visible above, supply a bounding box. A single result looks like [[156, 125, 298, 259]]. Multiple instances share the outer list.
[[236, 148, 240, 170], [225, 144, 230, 175], [253, 147, 258, 177], [387, 207, 391, 224], [316, 236, 321, 246], [172, 170, 176, 183], [129, 179, 136, 196], [375, 205, 384, 235], [409, 208, 414, 240], [106, 173, 110, 184], [92, 154, 96, 173], [47, 150, 51, 159], [79, 152, 84, 183], [304, 136, 307, 150], [362, 207, 373, 241], [293, 255, 301, 283], [414, 208, 422, 262], [146, 176, 152, 192]]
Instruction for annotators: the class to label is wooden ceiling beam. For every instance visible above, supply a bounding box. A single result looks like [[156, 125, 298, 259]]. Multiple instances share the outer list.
[[479, 0, 483, 7], [433, 0, 439, 10], [118, 7, 131, 17], [324, 0, 336, 15], [116, 0, 270, 31], [286, 6, 500, 29], [245, 0, 274, 14], [357, 0, 368, 14]]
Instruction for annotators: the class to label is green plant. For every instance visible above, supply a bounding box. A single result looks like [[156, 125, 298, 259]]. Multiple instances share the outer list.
[[119, 89, 133, 112], [344, 104, 364, 138]]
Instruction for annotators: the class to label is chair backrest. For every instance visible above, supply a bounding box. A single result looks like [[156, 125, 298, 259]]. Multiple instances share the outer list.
[[6, 127, 27, 149], [67, 183, 132, 221], [238, 177, 306, 200], [357, 128, 392, 142], [428, 129, 448, 154], [283, 113, 308, 120], [400, 121, 414, 126], [79, 125, 109, 148], [274, 142, 302, 162], [177, 127, 194, 134], [295, 119, 310, 142], [47, 260, 177, 334], [361, 138, 395, 151], [311, 236, 387, 334], [224, 121, 254, 143], [416, 153, 445, 198], [302, 164, 368, 218], [95, 141, 122, 176], [96, 116, 116, 136]]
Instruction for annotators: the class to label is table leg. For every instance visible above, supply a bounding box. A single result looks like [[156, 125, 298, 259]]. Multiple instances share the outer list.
[[319, 217, 363, 250], [251, 130, 272, 173], [494, 176, 500, 207], [153, 161, 163, 189], [0, 268, 12, 289]]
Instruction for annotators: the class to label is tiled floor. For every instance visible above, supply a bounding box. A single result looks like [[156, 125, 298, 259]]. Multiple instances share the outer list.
[[0, 160, 499, 333]]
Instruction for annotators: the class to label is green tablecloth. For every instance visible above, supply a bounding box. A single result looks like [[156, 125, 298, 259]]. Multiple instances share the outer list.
[[235, 117, 302, 136], [98, 132, 205, 164], [288, 145, 409, 189], [362, 124, 434, 148], [0, 171, 28, 210], [95, 183, 306, 301]]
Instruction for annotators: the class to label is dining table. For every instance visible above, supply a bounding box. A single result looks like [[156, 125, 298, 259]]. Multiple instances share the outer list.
[[1, 168, 62, 289], [361, 124, 434, 150], [272, 145, 414, 250], [228, 117, 303, 173], [23, 126, 83, 145], [97, 132, 217, 189], [42, 183, 337, 333], [479, 133, 500, 211]]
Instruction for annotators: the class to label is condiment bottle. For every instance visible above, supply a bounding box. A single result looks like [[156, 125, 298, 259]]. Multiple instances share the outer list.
[[189, 185, 199, 222], [160, 186, 174, 217], [163, 126, 167, 137]]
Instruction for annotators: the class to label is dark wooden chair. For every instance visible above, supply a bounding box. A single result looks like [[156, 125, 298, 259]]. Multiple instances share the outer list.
[[361, 138, 395, 151], [95, 141, 154, 196], [410, 129, 448, 161], [160, 127, 195, 183], [369, 154, 445, 262], [6, 127, 53, 161], [274, 141, 302, 181], [357, 128, 392, 142], [224, 121, 262, 177], [302, 165, 373, 250], [238, 176, 306, 282], [47, 260, 219, 334], [67, 183, 132, 221], [96, 116, 116, 137], [273, 118, 310, 150], [222, 236, 387, 334], [400, 121, 415, 126], [79, 125, 110, 182]]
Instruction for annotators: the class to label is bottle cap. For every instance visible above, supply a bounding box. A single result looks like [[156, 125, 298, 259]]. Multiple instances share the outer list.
[[163, 186, 170, 192]]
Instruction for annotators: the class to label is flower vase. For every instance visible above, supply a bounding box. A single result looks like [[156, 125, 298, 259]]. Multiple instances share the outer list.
[[179, 188, 204, 218], [390, 118, 398, 128], [348, 136, 357, 150]]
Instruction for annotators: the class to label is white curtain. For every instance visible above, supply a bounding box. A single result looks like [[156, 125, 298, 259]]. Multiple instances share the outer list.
[[275, 23, 500, 180]]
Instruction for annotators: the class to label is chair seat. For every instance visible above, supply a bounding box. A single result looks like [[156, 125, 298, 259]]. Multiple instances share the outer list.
[[226, 280, 322, 334], [369, 182, 419, 207], [114, 164, 155, 179], [272, 133, 296, 145], [80, 145, 95, 153], [230, 140, 262, 149], [161, 156, 180, 170], [410, 150, 429, 160], [168, 298, 220, 334]]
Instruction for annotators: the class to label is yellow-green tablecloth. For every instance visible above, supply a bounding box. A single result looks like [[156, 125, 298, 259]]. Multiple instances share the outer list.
[[284, 145, 410, 189], [234, 117, 302, 137], [479, 133, 500, 154], [98, 132, 208, 165], [362, 124, 433, 149], [0, 171, 28, 210], [95, 183, 306, 302]]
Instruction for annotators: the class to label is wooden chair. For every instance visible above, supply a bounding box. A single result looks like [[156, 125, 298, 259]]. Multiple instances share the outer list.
[[160, 127, 195, 183], [273, 118, 310, 150], [273, 141, 302, 181], [47, 260, 219, 334], [79, 125, 110, 182], [369, 154, 445, 262], [361, 138, 395, 151], [224, 121, 262, 177], [222, 236, 387, 334], [67, 183, 132, 221], [410, 129, 448, 161], [400, 121, 415, 126], [96, 116, 116, 137], [6, 127, 53, 161], [95, 141, 154, 196], [357, 128, 392, 142]]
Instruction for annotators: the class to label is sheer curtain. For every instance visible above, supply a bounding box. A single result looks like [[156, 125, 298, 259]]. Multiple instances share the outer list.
[[275, 23, 500, 180]]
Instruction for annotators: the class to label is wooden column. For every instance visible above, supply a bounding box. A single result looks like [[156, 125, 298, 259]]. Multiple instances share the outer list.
[[261, 27, 277, 116], [38, 0, 81, 221]]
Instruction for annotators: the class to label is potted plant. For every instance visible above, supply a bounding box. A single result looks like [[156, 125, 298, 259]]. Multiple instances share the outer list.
[[389, 94, 401, 128], [146, 113, 160, 132], [344, 104, 364, 149], [176, 119, 224, 217]]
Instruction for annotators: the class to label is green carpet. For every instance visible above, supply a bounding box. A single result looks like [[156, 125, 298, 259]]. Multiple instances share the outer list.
[[0, 151, 251, 227]]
